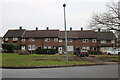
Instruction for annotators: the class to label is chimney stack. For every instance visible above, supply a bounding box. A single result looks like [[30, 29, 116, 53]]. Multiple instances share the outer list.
[[81, 27, 83, 31], [46, 27, 49, 30], [98, 28, 100, 32], [19, 26, 22, 30], [36, 27, 38, 30], [70, 27, 72, 31]]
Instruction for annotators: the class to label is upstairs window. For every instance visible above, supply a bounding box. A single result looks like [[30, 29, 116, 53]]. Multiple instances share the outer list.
[[92, 39, 97, 43], [83, 39, 89, 43], [29, 38, 35, 42], [68, 39, 73, 42], [100, 40, 106, 43], [54, 38, 58, 42], [59, 39, 63, 42], [13, 37, 18, 41], [111, 40, 115, 43], [21, 38, 25, 42], [45, 38, 50, 42], [5, 38, 8, 41]]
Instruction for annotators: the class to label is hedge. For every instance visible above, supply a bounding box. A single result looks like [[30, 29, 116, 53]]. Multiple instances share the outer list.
[[88, 50, 102, 55], [36, 48, 57, 54], [2, 43, 20, 53]]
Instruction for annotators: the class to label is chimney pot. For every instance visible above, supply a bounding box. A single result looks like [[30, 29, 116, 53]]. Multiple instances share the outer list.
[[36, 27, 38, 30], [46, 27, 49, 30], [19, 26, 22, 30], [81, 27, 83, 31], [70, 27, 72, 31]]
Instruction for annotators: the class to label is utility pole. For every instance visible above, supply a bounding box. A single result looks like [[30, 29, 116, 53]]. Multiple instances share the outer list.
[[63, 4, 68, 63]]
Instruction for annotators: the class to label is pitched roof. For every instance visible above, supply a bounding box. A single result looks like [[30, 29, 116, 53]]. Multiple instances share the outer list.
[[78, 30, 96, 39], [59, 31, 79, 38], [3, 29, 26, 38], [96, 32, 116, 40], [23, 30, 59, 38], [59, 30, 96, 39]]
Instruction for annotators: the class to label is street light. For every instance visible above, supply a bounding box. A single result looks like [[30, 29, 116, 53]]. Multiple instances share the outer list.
[[63, 4, 68, 63]]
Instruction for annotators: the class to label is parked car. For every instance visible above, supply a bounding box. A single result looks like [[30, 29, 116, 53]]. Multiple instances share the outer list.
[[107, 49, 120, 55], [74, 49, 89, 57]]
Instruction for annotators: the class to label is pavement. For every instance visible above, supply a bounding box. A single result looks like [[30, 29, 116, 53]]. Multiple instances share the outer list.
[[2, 64, 119, 78]]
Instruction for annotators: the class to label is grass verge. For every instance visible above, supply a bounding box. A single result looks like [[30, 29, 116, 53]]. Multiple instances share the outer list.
[[1, 53, 93, 67]]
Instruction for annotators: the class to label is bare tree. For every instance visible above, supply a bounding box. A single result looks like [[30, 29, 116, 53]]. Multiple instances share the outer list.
[[88, 1, 120, 31]]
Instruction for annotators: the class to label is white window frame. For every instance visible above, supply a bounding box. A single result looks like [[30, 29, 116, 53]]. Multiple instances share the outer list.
[[48, 46, 51, 49], [45, 38, 50, 42], [44, 46, 47, 49], [5, 38, 8, 41], [21, 38, 26, 42], [111, 40, 115, 43], [59, 39, 63, 42], [100, 47, 113, 52], [67, 46, 73, 51], [28, 45, 35, 50], [100, 40, 106, 44], [54, 38, 58, 42], [83, 39, 89, 43], [82, 46, 90, 50], [29, 38, 35, 42], [68, 39, 73, 42], [13, 37, 18, 41], [92, 39, 97, 43]]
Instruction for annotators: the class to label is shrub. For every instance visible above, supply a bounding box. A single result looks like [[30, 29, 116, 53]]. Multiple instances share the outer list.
[[2, 43, 20, 53], [88, 50, 102, 55], [36, 48, 57, 54], [18, 50, 30, 55]]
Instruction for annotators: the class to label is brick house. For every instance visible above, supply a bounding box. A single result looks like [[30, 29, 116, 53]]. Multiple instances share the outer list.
[[3, 27, 118, 54]]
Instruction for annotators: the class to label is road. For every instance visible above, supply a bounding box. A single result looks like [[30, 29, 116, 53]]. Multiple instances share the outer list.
[[2, 64, 119, 78]]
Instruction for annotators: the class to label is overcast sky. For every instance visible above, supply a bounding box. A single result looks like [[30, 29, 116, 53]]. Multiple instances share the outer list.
[[0, 0, 119, 37]]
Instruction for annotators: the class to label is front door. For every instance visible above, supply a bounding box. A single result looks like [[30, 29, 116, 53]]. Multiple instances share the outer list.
[[58, 47, 63, 54], [21, 46, 26, 50]]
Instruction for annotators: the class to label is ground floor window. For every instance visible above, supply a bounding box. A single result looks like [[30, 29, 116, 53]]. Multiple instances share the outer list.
[[28, 45, 35, 50], [100, 47, 113, 52], [82, 46, 90, 50], [67, 46, 73, 51], [44, 46, 51, 49]]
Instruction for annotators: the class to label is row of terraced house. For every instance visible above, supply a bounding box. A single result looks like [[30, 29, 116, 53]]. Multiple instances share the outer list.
[[3, 27, 120, 54]]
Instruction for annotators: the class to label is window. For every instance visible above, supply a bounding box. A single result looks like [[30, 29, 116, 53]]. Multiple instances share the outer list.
[[92, 39, 97, 43], [67, 46, 73, 51], [44, 46, 47, 49], [83, 39, 89, 43], [111, 40, 115, 43], [21, 38, 25, 42], [59, 39, 63, 42], [54, 38, 58, 42], [28, 45, 35, 50], [100, 47, 113, 52], [44, 46, 51, 49], [13, 37, 18, 41], [100, 40, 106, 43], [48, 46, 51, 49], [82, 46, 90, 50], [68, 39, 73, 42], [29, 38, 35, 42], [45, 38, 50, 42], [5, 38, 8, 41]]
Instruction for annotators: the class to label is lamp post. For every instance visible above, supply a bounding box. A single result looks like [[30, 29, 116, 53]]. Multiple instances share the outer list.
[[63, 4, 68, 63]]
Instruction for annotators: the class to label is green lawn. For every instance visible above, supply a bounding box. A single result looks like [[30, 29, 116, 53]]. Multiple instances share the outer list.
[[0, 53, 93, 67]]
